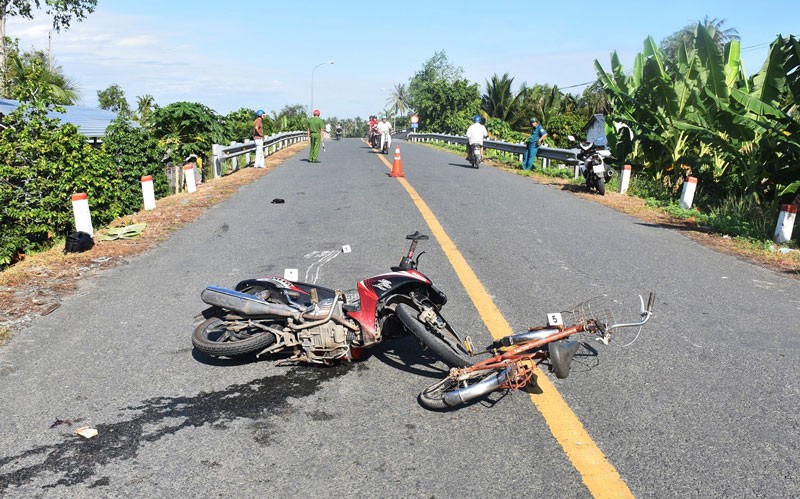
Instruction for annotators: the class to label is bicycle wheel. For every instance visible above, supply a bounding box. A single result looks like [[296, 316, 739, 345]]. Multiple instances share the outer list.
[[418, 369, 504, 410]]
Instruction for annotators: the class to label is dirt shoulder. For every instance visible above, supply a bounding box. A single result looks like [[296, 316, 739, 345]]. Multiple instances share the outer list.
[[0, 144, 306, 341], [1, 144, 797, 344]]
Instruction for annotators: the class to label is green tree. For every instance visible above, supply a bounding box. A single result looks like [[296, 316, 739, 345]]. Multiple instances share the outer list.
[[223, 107, 271, 143], [407, 51, 480, 134], [151, 101, 226, 165], [0, 82, 123, 266], [6, 49, 79, 104], [1, 0, 97, 96], [103, 117, 167, 213], [387, 83, 409, 119], [133, 94, 157, 128], [97, 84, 130, 114], [660, 16, 740, 70], [481, 73, 524, 122], [272, 104, 306, 132]]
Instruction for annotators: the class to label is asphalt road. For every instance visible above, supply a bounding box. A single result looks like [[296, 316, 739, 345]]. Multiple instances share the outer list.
[[1, 137, 798, 498]]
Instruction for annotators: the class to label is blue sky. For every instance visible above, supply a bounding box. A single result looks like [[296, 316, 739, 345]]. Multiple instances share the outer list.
[[6, 0, 798, 120]]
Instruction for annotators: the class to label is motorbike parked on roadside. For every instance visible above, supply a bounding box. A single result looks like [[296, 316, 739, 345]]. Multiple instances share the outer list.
[[568, 135, 614, 195], [192, 232, 472, 368]]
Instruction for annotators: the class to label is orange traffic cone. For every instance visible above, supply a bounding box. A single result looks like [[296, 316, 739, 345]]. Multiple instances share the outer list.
[[389, 146, 405, 177]]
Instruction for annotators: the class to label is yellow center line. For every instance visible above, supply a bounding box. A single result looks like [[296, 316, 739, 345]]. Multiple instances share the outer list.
[[377, 150, 634, 499]]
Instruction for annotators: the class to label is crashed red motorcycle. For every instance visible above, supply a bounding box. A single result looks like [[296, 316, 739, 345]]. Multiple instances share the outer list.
[[192, 232, 472, 367]]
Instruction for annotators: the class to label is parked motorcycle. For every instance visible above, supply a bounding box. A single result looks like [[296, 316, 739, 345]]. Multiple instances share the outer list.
[[192, 232, 472, 368], [468, 144, 483, 169], [568, 135, 614, 195]]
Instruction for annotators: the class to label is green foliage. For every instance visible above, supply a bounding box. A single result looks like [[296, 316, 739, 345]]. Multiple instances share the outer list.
[[223, 107, 270, 143], [97, 84, 130, 114], [407, 51, 480, 134], [544, 113, 586, 149], [103, 117, 168, 212], [272, 104, 307, 132], [151, 101, 226, 164], [596, 27, 800, 206], [4, 49, 79, 104], [0, 99, 124, 266]]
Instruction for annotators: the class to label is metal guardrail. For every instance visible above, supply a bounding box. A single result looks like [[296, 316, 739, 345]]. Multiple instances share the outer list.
[[211, 131, 308, 178], [407, 132, 579, 165]]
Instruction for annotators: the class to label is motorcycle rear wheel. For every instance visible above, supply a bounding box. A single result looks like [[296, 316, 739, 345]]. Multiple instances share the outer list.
[[192, 316, 276, 357], [418, 370, 499, 410], [396, 303, 472, 368]]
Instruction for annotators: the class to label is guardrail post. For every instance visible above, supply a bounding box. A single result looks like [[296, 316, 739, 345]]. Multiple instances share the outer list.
[[679, 176, 698, 209], [230, 141, 239, 171], [619, 164, 632, 194], [212, 144, 222, 178], [774, 204, 797, 244]]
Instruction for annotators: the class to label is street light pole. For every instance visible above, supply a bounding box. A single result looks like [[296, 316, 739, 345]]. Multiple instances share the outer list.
[[311, 60, 335, 113]]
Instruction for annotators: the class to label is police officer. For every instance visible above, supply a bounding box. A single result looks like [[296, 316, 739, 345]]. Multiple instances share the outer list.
[[522, 117, 548, 171]]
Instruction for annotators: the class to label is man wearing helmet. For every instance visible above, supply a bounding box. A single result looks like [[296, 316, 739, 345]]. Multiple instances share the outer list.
[[465, 115, 488, 162], [377, 116, 393, 152], [522, 117, 548, 171], [307, 109, 324, 163], [253, 109, 266, 168]]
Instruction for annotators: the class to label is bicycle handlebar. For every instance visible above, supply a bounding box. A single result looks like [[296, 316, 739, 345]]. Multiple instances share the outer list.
[[604, 292, 655, 332]]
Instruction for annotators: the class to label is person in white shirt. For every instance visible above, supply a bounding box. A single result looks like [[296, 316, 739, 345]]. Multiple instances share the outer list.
[[466, 115, 488, 161], [377, 116, 393, 151]]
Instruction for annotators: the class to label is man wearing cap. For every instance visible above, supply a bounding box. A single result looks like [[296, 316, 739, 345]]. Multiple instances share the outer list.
[[253, 109, 266, 168], [307, 109, 324, 163], [522, 117, 548, 171]]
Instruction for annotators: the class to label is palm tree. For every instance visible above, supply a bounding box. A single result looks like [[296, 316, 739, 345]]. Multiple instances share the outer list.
[[481, 73, 525, 122], [8, 49, 79, 104], [660, 17, 740, 68], [135, 94, 156, 127], [386, 83, 408, 124]]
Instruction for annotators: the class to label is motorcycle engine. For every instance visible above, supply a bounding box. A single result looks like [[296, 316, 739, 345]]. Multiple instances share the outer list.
[[297, 322, 350, 365]]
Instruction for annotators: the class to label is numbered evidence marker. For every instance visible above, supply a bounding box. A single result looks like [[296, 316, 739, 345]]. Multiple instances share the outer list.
[[546, 312, 564, 327], [284, 268, 299, 280], [342, 245, 351, 253]]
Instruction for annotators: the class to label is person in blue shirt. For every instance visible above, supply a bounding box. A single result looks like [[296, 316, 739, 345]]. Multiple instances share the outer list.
[[522, 117, 548, 171]]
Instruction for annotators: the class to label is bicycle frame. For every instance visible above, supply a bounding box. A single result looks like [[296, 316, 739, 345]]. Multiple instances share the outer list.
[[420, 293, 655, 409]]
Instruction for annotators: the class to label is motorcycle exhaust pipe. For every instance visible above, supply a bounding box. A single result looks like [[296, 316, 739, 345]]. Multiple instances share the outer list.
[[442, 366, 513, 406], [201, 285, 298, 318]]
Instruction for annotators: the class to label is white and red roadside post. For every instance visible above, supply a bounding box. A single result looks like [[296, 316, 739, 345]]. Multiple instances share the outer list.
[[71, 193, 94, 236], [141, 175, 156, 210], [774, 204, 797, 244], [619, 164, 632, 194], [183, 164, 197, 193], [679, 176, 698, 209]]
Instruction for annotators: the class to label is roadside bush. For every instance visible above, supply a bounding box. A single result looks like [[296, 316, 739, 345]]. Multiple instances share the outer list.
[[0, 101, 125, 267], [103, 118, 168, 213]]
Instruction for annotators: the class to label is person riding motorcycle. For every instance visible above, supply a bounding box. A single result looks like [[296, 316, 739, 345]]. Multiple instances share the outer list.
[[465, 115, 488, 162], [377, 116, 393, 151], [335, 122, 343, 139]]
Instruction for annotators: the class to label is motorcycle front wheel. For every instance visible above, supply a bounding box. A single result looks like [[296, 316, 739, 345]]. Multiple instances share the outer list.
[[596, 177, 606, 195], [192, 315, 276, 357], [418, 370, 500, 410], [396, 303, 472, 368]]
